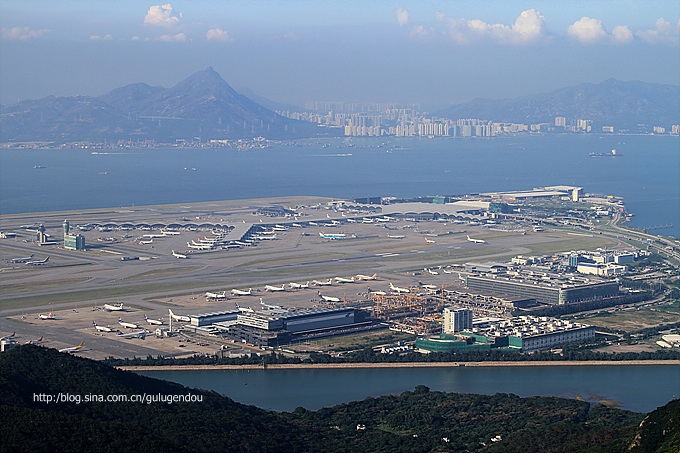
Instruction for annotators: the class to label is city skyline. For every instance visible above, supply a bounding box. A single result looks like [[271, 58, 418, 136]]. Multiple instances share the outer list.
[[1, 1, 678, 107]]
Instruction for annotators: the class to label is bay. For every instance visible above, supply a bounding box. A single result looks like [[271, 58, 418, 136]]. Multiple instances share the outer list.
[[1, 134, 678, 238], [139, 364, 680, 414]]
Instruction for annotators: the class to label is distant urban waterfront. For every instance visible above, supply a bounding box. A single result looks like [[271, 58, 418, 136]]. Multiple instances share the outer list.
[[1, 134, 678, 238], [139, 364, 680, 413]]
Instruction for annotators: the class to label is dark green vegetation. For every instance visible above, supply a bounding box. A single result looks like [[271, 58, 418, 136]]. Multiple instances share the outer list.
[[436, 78, 679, 131], [2, 346, 678, 452], [0, 67, 338, 142]]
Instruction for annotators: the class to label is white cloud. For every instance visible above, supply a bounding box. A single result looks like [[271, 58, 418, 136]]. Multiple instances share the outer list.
[[90, 34, 113, 41], [396, 8, 410, 27], [567, 17, 608, 43], [436, 9, 546, 44], [409, 25, 434, 39], [611, 25, 633, 44], [158, 32, 187, 42], [206, 28, 233, 42], [636, 18, 680, 45], [1, 26, 49, 40], [144, 4, 182, 27]]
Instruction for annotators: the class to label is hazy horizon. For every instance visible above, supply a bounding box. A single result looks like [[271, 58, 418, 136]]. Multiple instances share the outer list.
[[1, 1, 678, 108]]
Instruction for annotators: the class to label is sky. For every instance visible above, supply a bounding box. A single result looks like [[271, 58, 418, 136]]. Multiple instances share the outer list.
[[1, 0, 679, 108]]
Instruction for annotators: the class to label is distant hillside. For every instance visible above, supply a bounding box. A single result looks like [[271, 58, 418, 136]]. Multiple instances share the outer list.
[[0, 68, 339, 142], [3, 345, 677, 452], [437, 79, 679, 129]]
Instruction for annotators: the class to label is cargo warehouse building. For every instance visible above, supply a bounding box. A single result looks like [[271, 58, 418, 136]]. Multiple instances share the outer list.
[[465, 274, 619, 305], [212, 307, 371, 347]]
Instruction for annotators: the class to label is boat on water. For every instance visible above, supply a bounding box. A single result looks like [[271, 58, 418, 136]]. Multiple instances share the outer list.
[[590, 148, 622, 157], [33, 165, 47, 169]]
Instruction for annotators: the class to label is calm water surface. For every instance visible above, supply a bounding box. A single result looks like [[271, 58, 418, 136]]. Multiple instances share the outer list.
[[140, 364, 680, 413]]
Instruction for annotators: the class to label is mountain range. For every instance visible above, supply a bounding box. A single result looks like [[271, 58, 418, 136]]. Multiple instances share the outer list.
[[0, 67, 336, 142], [0, 72, 677, 143], [436, 79, 679, 129]]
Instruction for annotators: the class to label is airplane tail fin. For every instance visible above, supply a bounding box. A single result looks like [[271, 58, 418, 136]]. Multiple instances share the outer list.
[[76, 341, 84, 349]]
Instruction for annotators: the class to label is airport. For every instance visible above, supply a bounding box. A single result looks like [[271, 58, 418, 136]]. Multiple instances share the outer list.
[[0, 188, 668, 359]]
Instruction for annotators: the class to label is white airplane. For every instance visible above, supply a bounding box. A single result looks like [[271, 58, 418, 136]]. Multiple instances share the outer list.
[[289, 281, 310, 289], [389, 282, 410, 293], [265, 284, 286, 292], [144, 314, 163, 325], [252, 234, 277, 240], [235, 303, 254, 313], [139, 240, 153, 245], [312, 279, 333, 286], [103, 303, 124, 312], [39, 312, 55, 320], [419, 281, 438, 290], [26, 256, 50, 265], [231, 288, 253, 296], [118, 330, 148, 339], [318, 292, 340, 303], [161, 230, 181, 235], [169, 309, 190, 322], [172, 250, 188, 259], [387, 234, 405, 239], [11, 254, 34, 263], [0, 332, 15, 341], [467, 235, 486, 244], [25, 336, 43, 345], [187, 241, 214, 250], [93, 321, 115, 332], [59, 341, 84, 353], [334, 276, 355, 283], [426, 268, 439, 275], [355, 273, 378, 281], [205, 291, 227, 300], [368, 288, 387, 296], [424, 238, 436, 243], [272, 225, 287, 231], [260, 299, 282, 310], [118, 318, 139, 329], [319, 231, 346, 239], [291, 223, 303, 228]]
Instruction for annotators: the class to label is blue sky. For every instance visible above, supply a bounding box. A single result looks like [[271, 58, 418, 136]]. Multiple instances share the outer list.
[[1, 1, 678, 108]]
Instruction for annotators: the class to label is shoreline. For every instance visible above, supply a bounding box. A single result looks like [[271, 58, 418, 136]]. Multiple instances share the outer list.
[[120, 360, 680, 371]]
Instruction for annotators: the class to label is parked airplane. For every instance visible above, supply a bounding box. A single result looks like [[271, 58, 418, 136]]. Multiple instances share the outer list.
[[467, 235, 486, 244], [419, 281, 438, 290], [11, 254, 34, 263], [144, 314, 163, 325], [92, 321, 115, 332], [172, 250, 188, 259], [289, 281, 310, 289], [118, 330, 148, 339], [387, 234, 405, 239], [252, 234, 277, 240], [312, 279, 333, 286], [273, 225, 287, 231], [0, 332, 15, 341], [59, 341, 84, 353], [231, 288, 253, 296], [118, 318, 139, 329], [355, 273, 378, 281], [39, 313, 55, 320], [319, 231, 346, 239], [264, 284, 285, 292], [161, 230, 181, 235], [187, 241, 214, 250], [205, 291, 227, 300], [103, 303, 124, 312], [25, 336, 43, 345], [26, 256, 49, 265], [389, 282, 410, 293], [334, 276, 355, 283], [424, 238, 436, 243], [318, 292, 340, 303], [169, 309, 190, 322], [425, 268, 439, 275], [259, 299, 282, 309]]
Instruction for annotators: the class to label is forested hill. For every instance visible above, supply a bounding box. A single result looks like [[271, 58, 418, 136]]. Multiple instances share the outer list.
[[0, 345, 677, 452]]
